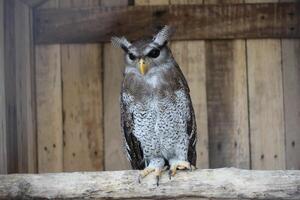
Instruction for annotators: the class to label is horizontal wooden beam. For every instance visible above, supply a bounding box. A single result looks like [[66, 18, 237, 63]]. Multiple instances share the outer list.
[[1, 168, 300, 199], [35, 3, 300, 44]]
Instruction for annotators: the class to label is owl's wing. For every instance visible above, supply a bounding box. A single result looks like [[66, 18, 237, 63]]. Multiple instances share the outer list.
[[175, 63, 197, 167], [186, 98, 197, 166], [120, 93, 145, 170]]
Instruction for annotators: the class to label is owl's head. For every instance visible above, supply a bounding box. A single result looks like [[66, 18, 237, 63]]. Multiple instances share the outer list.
[[111, 26, 175, 75]]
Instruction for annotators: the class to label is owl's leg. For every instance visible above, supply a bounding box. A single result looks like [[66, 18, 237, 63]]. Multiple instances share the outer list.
[[168, 159, 192, 179], [138, 157, 165, 186]]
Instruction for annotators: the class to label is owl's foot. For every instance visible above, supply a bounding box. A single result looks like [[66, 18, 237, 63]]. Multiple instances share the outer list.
[[138, 166, 166, 186], [168, 160, 193, 179]]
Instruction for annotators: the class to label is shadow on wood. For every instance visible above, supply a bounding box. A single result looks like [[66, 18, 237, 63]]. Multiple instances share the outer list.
[[0, 168, 300, 199]]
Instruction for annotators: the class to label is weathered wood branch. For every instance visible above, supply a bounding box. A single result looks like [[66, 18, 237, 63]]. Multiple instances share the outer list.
[[35, 3, 300, 44], [0, 168, 300, 199]]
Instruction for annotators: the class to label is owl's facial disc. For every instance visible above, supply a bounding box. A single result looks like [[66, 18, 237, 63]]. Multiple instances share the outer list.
[[138, 58, 148, 75]]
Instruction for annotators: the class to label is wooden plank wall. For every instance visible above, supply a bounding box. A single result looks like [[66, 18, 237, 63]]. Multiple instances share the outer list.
[[247, 0, 286, 170], [36, 0, 104, 172], [204, 0, 249, 170], [31, 0, 300, 172]]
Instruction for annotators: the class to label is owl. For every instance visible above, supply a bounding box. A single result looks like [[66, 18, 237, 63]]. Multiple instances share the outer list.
[[112, 26, 197, 186]]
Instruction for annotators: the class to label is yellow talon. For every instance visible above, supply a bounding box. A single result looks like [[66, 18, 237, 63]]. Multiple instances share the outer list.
[[169, 161, 191, 179], [138, 166, 164, 186]]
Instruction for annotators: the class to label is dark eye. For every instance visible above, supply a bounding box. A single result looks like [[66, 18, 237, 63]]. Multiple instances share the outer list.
[[147, 49, 160, 58], [128, 53, 136, 60]]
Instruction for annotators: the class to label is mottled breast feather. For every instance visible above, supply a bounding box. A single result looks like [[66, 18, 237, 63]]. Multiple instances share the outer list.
[[121, 62, 197, 169]]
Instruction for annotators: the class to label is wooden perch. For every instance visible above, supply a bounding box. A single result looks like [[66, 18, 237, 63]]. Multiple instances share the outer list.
[[1, 168, 300, 199]]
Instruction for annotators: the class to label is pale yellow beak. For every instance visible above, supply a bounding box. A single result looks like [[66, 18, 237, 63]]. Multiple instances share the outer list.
[[138, 58, 148, 75]]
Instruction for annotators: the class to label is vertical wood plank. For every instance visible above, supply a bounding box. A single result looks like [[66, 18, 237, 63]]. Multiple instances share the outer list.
[[103, 0, 130, 171], [247, 39, 285, 170], [4, 0, 18, 173], [0, 0, 7, 174], [282, 39, 300, 170], [245, 0, 286, 170], [14, 0, 37, 173], [205, 40, 249, 168], [62, 44, 103, 172], [203, 0, 249, 169], [36, 45, 63, 173]]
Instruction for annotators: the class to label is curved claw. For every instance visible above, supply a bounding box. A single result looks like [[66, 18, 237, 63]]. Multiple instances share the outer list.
[[156, 175, 160, 186], [168, 170, 172, 180], [138, 167, 163, 186], [169, 160, 191, 178]]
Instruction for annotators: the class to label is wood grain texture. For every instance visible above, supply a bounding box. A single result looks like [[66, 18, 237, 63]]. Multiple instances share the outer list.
[[103, 44, 130, 170], [35, 3, 300, 44], [61, 44, 103, 172], [281, 0, 300, 169], [4, 0, 18, 174], [204, 0, 249, 169], [206, 40, 250, 169], [1, 168, 300, 199], [14, 0, 37, 173], [36, 45, 63, 173], [282, 39, 300, 170], [35, 0, 63, 173], [103, 0, 129, 171], [247, 39, 285, 170], [171, 41, 209, 168], [246, 0, 286, 170], [0, 0, 7, 174], [60, 0, 104, 172]]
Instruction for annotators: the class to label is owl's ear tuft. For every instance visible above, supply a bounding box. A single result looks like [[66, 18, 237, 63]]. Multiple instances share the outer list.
[[152, 25, 175, 46], [111, 36, 132, 52]]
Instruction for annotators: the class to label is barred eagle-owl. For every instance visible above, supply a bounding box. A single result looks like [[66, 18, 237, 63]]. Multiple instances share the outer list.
[[112, 26, 197, 185]]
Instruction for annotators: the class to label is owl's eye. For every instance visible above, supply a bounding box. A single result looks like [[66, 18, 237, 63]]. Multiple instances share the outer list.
[[128, 53, 136, 60], [147, 49, 160, 58]]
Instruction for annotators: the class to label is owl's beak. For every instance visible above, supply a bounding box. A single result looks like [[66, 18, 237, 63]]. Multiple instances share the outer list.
[[138, 58, 148, 75]]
